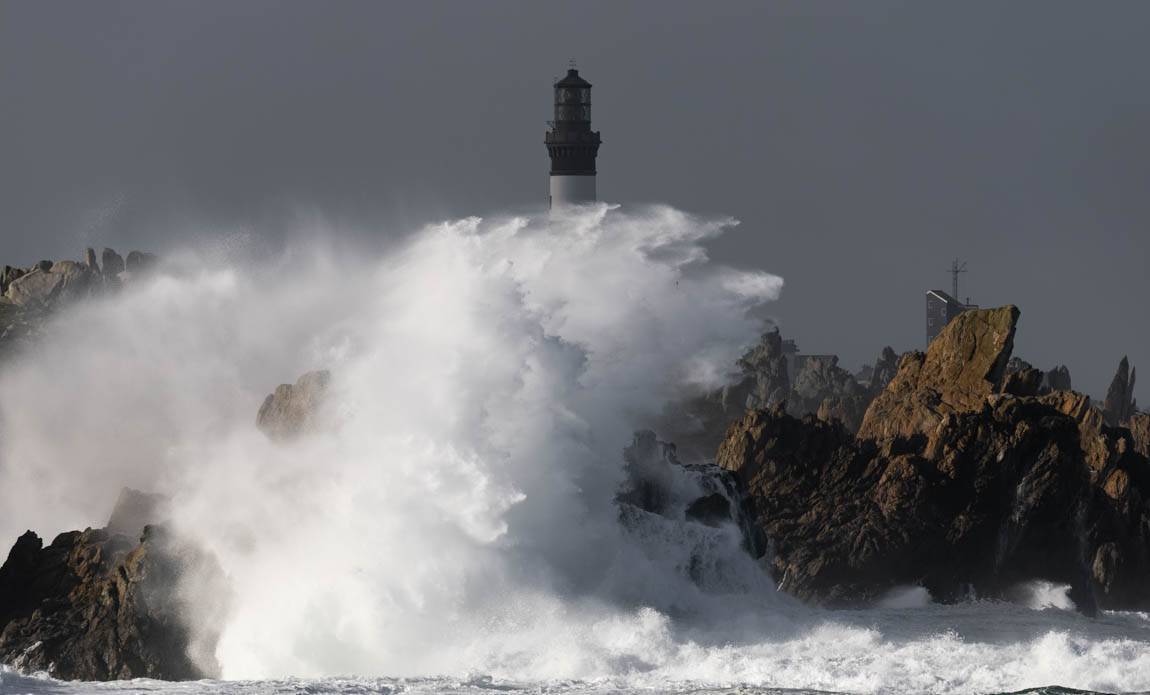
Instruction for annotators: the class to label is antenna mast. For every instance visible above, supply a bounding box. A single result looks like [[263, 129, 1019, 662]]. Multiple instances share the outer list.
[[948, 259, 968, 301]]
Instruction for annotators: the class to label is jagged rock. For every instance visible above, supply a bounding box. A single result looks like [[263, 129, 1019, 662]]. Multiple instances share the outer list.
[[0, 266, 26, 295], [4, 262, 97, 308], [868, 346, 899, 393], [0, 525, 221, 680], [1004, 356, 1034, 375], [789, 354, 871, 432], [1103, 356, 1137, 425], [257, 369, 332, 440], [1002, 366, 1044, 397], [101, 248, 125, 277], [35, 260, 52, 272], [84, 247, 99, 271], [735, 328, 790, 410], [716, 306, 1150, 613], [1128, 413, 1150, 459], [1043, 365, 1073, 393], [857, 306, 1019, 442]]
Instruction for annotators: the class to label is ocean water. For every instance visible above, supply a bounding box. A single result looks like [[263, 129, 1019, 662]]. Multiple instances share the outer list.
[[1, 205, 1149, 695]]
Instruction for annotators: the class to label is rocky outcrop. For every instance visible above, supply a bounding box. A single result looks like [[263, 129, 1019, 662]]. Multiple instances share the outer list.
[[0, 525, 221, 680], [789, 355, 870, 432], [734, 328, 790, 411], [1103, 356, 1138, 425], [856, 306, 1018, 442], [0, 248, 159, 362], [868, 346, 899, 393], [101, 248, 125, 277], [257, 369, 332, 440], [716, 306, 1150, 614], [1044, 365, 1073, 393]]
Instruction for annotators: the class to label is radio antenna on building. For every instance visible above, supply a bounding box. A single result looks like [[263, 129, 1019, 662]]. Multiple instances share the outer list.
[[948, 259, 967, 300]]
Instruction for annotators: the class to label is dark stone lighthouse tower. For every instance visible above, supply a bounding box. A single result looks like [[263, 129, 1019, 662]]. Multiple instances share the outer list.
[[546, 67, 601, 208]]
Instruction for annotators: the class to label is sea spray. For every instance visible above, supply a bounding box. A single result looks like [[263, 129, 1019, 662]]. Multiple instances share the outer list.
[[3, 205, 1150, 693]]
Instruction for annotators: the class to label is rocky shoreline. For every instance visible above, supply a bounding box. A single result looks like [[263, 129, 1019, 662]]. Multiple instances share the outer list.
[[0, 275, 1146, 680]]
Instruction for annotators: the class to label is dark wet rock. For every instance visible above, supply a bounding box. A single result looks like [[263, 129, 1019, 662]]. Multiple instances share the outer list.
[[617, 430, 682, 515], [715, 306, 1150, 614], [1103, 356, 1137, 426], [257, 369, 332, 440], [0, 525, 222, 680], [685, 493, 732, 527], [1002, 366, 1044, 397]]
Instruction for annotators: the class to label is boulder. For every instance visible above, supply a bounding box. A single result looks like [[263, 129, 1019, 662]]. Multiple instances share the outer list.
[[4, 269, 65, 307], [4, 262, 97, 308], [257, 369, 332, 440], [0, 525, 221, 680], [857, 306, 1019, 442]]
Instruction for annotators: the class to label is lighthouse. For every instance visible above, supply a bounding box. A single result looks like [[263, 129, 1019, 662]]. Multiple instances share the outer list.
[[546, 67, 601, 208]]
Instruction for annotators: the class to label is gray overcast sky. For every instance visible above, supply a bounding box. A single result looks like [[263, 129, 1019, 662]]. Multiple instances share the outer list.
[[1, 1, 1147, 399]]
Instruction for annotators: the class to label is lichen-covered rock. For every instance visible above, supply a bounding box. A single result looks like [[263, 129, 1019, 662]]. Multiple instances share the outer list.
[[257, 369, 332, 440], [0, 525, 222, 680], [857, 306, 1019, 442]]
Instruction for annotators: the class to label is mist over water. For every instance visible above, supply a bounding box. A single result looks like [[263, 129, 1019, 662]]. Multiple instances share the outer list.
[[2, 204, 1150, 694]]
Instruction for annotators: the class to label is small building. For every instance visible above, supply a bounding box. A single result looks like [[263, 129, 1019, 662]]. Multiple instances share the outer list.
[[926, 290, 977, 345]]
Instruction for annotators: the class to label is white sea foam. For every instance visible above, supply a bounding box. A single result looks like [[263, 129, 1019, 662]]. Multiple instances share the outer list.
[[1, 204, 1149, 695]]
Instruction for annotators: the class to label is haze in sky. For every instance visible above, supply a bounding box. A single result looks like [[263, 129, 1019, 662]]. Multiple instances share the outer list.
[[1, 0, 1147, 397]]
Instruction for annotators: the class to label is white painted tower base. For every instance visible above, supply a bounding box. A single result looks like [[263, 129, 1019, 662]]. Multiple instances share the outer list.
[[549, 174, 596, 208]]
